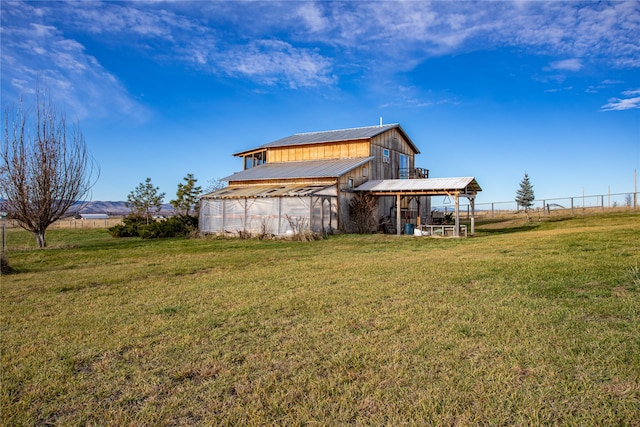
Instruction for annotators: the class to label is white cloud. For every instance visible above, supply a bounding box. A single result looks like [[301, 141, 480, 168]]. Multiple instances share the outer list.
[[218, 40, 336, 89], [548, 59, 582, 72], [544, 86, 573, 93], [601, 89, 640, 111], [295, 3, 330, 33]]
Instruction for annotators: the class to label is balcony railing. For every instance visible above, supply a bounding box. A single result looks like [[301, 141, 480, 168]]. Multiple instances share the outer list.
[[399, 167, 429, 179]]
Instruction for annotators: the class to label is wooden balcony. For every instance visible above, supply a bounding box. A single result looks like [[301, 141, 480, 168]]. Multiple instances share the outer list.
[[399, 167, 429, 179]]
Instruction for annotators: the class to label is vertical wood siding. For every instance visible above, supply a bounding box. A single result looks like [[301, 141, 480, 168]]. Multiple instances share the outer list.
[[269, 140, 370, 162], [369, 129, 416, 181]]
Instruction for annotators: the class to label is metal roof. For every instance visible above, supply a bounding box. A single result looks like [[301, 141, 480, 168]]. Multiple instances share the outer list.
[[202, 184, 336, 199], [221, 157, 373, 182], [234, 123, 419, 156], [353, 177, 482, 195]]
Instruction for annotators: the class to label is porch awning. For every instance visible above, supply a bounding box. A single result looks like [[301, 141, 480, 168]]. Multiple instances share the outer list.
[[353, 177, 482, 237], [201, 184, 337, 199], [353, 177, 481, 197]]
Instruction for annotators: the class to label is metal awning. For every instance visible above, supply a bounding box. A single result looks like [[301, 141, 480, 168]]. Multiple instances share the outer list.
[[201, 184, 337, 199], [353, 177, 481, 196]]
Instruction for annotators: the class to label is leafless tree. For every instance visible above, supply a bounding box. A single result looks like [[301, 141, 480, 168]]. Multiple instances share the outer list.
[[1, 89, 99, 248], [349, 193, 378, 233], [204, 178, 227, 194]]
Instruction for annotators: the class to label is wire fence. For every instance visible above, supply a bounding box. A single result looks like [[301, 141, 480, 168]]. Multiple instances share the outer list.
[[433, 191, 639, 219], [2, 217, 124, 230], [2, 191, 639, 232]]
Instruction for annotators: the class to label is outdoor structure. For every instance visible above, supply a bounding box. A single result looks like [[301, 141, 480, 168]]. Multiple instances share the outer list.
[[353, 177, 482, 237], [199, 123, 481, 237]]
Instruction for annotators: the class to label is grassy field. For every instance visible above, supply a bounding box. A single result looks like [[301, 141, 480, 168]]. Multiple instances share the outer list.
[[1, 212, 639, 425]]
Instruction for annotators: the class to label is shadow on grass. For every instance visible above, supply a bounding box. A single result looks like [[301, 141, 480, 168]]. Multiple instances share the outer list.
[[474, 218, 542, 235]]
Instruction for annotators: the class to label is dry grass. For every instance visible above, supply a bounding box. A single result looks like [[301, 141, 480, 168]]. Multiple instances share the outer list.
[[1, 212, 639, 425]]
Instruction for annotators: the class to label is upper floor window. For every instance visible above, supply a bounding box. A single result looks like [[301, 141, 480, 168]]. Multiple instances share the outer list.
[[383, 149, 390, 164], [244, 150, 267, 169], [399, 154, 409, 179]]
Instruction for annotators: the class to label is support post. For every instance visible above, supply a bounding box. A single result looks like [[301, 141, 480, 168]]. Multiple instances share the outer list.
[[635, 169, 637, 209], [454, 194, 460, 237], [470, 196, 476, 236], [277, 197, 282, 234], [222, 199, 226, 232], [396, 194, 401, 236]]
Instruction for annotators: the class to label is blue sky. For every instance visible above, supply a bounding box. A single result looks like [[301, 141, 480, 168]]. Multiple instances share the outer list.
[[2, 1, 639, 206]]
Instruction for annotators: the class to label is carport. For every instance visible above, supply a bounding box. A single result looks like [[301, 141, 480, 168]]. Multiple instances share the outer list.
[[353, 177, 482, 237]]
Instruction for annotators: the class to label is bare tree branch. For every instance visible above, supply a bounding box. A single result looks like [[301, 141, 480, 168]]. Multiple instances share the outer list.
[[1, 86, 100, 248]]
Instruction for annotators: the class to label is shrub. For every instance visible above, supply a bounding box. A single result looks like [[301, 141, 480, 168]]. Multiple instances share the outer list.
[[285, 215, 324, 241], [139, 215, 198, 239], [108, 215, 149, 237], [108, 215, 198, 239], [349, 193, 378, 233]]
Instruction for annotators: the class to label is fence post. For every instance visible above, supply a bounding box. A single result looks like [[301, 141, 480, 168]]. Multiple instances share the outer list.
[[571, 198, 574, 215], [2, 221, 5, 256]]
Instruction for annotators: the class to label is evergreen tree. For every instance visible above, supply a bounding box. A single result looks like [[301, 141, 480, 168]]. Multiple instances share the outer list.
[[126, 177, 165, 224], [515, 172, 535, 215], [170, 173, 202, 216]]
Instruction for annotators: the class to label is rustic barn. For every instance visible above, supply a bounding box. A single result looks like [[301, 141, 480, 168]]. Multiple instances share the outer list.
[[200, 123, 480, 236]]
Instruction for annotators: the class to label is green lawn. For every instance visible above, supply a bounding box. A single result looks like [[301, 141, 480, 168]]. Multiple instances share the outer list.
[[2, 213, 639, 425]]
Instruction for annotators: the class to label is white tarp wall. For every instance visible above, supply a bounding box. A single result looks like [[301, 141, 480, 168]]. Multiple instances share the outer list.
[[200, 195, 338, 236]]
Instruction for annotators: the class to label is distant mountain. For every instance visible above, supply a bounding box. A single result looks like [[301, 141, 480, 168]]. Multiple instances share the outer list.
[[70, 201, 175, 217]]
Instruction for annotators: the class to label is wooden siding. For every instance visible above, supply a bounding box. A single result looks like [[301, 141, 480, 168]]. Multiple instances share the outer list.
[[369, 129, 416, 181], [337, 164, 370, 191], [268, 140, 370, 163], [228, 178, 337, 187]]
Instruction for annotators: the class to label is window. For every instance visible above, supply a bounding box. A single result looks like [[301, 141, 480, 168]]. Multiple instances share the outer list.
[[362, 167, 367, 178], [244, 150, 267, 169], [383, 149, 390, 164], [399, 154, 409, 179], [348, 178, 354, 188]]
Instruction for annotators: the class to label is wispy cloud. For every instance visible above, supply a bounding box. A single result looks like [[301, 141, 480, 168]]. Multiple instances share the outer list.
[[217, 40, 336, 89], [601, 89, 640, 112], [2, 0, 639, 116], [544, 86, 574, 93], [1, 3, 150, 121], [547, 59, 582, 72]]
